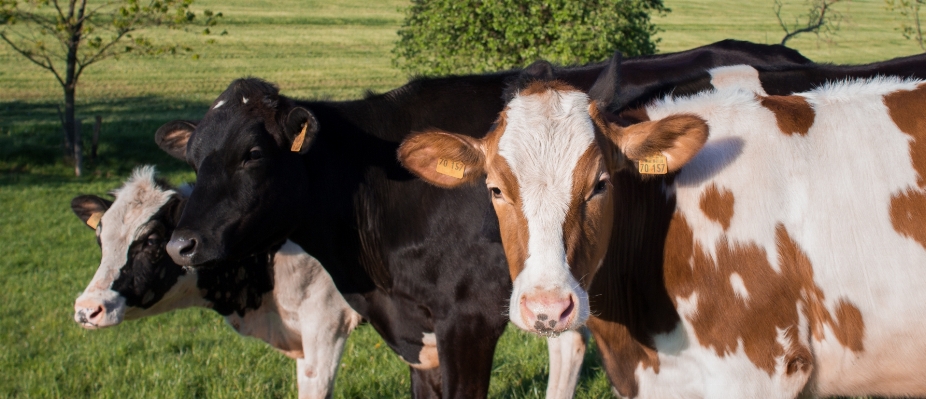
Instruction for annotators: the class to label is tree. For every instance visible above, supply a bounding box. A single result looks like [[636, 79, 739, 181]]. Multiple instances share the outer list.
[[393, 0, 669, 76], [886, 0, 926, 51], [0, 0, 222, 176], [774, 0, 847, 46]]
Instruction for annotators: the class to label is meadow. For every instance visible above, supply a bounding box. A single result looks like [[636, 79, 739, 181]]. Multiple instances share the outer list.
[[0, 0, 919, 397]]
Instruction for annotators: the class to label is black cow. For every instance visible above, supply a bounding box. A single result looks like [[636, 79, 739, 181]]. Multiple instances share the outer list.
[[155, 40, 812, 398]]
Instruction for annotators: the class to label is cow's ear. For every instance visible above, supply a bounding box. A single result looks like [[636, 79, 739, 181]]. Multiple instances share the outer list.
[[523, 59, 555, 80], [588, 51, 621, 109], [602, 113, 709, 173], [398, 131, 486, 188], [71, 195, 113, 230], [156, 120, 196, 161], [282, 107, 319, 155]]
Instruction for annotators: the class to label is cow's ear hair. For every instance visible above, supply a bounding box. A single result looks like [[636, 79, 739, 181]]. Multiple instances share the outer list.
[[505, 59, 557, 102], [523, 59, 555, 80], [588, 51, 622, 110], [156, 120, 196, 161], [602, 113, 709, 173], [282, 107, 319, 155], [398, 130, 486, 188], [71, 195, 112, 230]]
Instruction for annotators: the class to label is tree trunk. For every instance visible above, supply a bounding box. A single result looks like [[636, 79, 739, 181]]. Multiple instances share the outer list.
[[63, 84, 76, 155], [92, 115, 101, 159], [63, 0, 85, 176], [74, 120, 83, 177]]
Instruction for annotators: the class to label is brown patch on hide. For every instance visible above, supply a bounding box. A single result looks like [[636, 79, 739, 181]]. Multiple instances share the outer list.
[[699, 183, 735, 230], [890, 189, 926, 251], [760, 95, 815, 136], [562, 144, 613, 287], [518, 80, 581, 97], [587, 316, 660, 398], [884, 83, 926, 187], [662, 213, 865, 375]]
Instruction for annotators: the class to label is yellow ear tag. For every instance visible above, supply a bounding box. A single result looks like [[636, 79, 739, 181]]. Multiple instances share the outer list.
[[638, 154, 668, 175], [436, 157, 465, 179], [290, 123, 308, 152], [87, 212, 103, 229]]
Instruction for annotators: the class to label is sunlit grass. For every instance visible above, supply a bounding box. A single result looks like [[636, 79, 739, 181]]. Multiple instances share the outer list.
[[0, 0, 916, 397]]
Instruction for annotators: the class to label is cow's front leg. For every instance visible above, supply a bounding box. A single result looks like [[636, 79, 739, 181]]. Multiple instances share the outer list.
[[410, 366, 442, 398], [433, 313, 506, 399], [545, 326, 589, 399], [297, 303, 361, 399]]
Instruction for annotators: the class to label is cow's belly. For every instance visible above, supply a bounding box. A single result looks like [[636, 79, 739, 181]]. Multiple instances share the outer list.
[[800, 217, 926, 396], [809, 284, 926, 396], [632, 319, 810, 399]]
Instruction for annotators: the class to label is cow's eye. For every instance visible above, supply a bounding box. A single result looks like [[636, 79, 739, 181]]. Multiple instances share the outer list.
[[489, 187, 502, 199], [248, 147, 263, 161], [146, 233, 161, 248], [591, 174, 610, 197]]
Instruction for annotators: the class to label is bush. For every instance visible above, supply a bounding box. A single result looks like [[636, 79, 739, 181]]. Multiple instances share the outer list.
[[393, 0, 670, 76]]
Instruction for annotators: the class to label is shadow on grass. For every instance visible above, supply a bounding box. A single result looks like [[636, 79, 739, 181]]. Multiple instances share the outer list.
[[0, 97, 211, 186]]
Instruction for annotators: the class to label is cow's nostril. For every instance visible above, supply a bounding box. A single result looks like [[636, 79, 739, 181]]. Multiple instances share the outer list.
[[88, 306, 103, 320], [558, 296, 575, 323], [180, 238, 197, 255], [166, 236, 198, 262]]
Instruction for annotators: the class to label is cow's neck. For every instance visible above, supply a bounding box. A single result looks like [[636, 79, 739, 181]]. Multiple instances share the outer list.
[[590, 171, 682, 343], [282, 74, 513, 296], [197, 247, 276, 317]]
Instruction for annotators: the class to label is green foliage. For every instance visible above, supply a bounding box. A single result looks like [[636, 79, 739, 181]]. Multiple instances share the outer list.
[[393, 0, 669, 76], [0, 0, 223, 73], [886, 0, 926, 50]]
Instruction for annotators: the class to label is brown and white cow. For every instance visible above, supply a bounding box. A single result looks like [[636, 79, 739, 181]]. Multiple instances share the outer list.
[[71, 167, 362, 399], [399, 56, 926, 398]]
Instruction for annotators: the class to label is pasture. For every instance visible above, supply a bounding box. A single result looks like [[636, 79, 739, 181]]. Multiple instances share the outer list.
[[0, 0, 918, 397]]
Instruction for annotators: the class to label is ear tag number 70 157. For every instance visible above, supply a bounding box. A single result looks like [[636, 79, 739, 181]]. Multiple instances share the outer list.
[[436, 157, 465, 179], [638, 154, 668, 175]]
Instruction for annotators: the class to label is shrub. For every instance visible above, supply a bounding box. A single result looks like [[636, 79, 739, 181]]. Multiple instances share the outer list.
[[393, 0, 670, 75]]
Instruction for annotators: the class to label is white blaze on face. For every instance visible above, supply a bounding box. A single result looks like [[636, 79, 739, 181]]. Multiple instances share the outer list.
[[498, 88, 595, 331], [74, 166, 176, 328]]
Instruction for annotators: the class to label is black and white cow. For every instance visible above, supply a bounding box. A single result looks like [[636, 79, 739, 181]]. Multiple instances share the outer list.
[[71, 166, 362, 399], [153, 41, 812, 398]]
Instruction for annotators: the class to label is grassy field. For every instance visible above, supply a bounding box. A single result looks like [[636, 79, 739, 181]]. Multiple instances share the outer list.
[[0, 0, 918, 397]]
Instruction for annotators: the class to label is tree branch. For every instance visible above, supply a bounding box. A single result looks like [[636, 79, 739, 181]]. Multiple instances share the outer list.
[[776, 0, 841, 46]]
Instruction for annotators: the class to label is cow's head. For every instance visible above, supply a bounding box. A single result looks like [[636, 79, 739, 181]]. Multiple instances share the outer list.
[[71, 166, 193, 329], [156, 78, 316, 266], [398, 55, 709, 335]]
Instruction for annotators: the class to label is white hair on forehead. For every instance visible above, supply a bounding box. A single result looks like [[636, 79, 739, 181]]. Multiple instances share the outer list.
[[87, 165, 178, 292], [498, 87, 595, 287], [104, 165, 176, 235], [500, 89, 596, 216]]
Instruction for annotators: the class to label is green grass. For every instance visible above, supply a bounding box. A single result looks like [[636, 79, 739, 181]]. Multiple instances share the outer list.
[[655, 0, 924, 63], [0, 0, 917, 397]]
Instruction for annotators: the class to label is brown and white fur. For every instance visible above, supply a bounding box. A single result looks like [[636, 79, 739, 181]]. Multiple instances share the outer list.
[[399, 56, 926, 398]]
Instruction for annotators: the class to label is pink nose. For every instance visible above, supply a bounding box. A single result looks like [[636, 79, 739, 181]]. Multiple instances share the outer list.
[[520, 291, 576, 334], [74, 298, 106, 328]]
